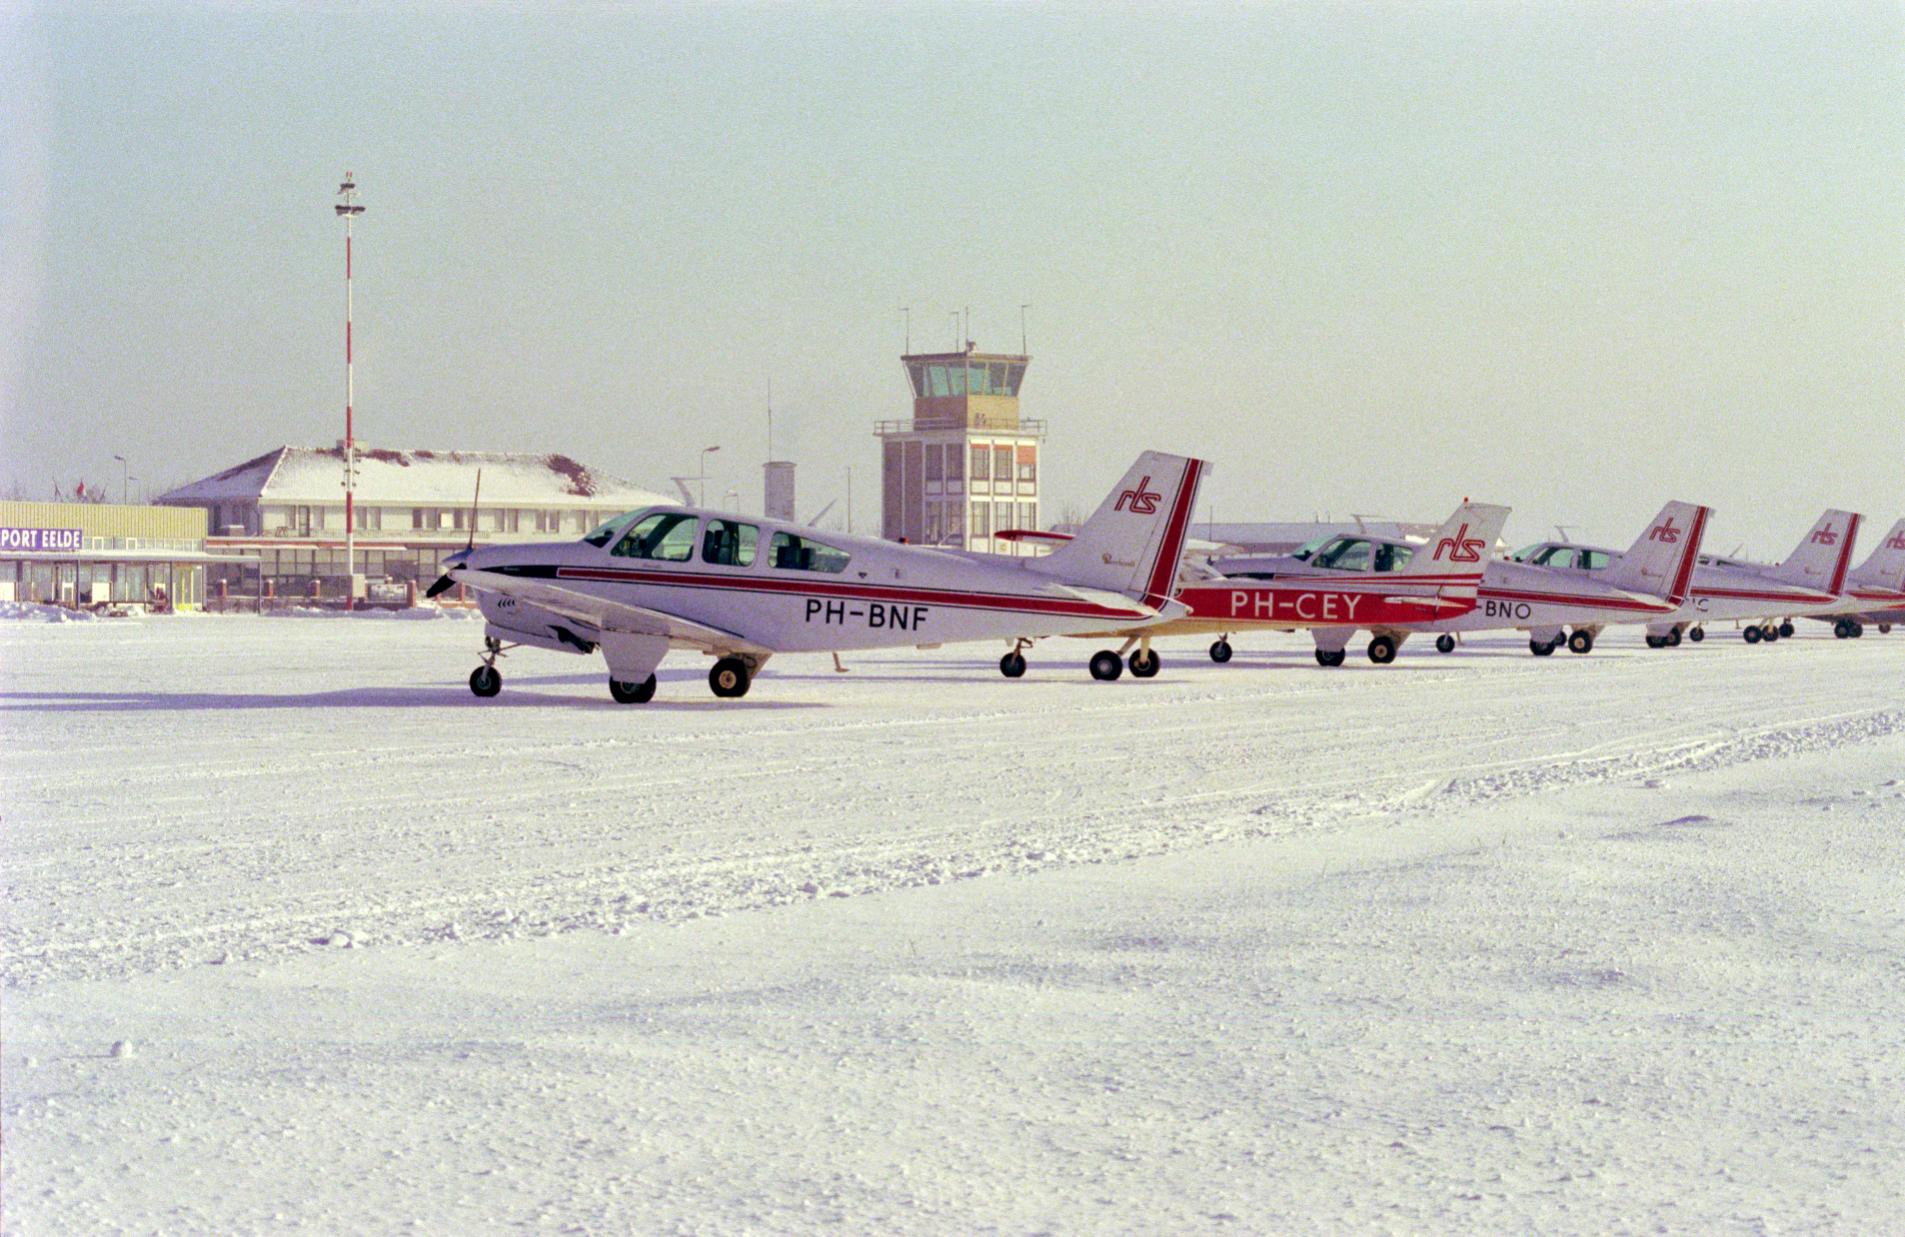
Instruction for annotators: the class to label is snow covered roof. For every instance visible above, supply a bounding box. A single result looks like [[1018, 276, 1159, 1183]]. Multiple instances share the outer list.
[[159, 445, 673, 508]]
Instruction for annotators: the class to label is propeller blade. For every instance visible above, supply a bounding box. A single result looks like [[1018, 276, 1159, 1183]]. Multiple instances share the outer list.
[[425, 574, 457, 599], [466, 468, 483, 552]]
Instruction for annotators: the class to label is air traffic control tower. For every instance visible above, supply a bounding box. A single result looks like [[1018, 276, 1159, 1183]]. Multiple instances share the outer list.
[[875, 345, 1044, 553]]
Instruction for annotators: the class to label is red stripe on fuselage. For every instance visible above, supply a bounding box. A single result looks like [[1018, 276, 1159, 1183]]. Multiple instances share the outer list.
[[550, 564, 1152, 621], [1478, 586, 1672, 615]]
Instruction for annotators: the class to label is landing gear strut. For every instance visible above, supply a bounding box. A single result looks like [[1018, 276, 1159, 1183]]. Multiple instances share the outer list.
[[468, 636, 506, 698], [1000, 638, 1031, 679], [1128, 641, 1161, 678]]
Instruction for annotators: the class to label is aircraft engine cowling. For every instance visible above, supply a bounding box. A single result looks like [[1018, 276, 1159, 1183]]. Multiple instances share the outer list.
[[478, 594, 601, 656]]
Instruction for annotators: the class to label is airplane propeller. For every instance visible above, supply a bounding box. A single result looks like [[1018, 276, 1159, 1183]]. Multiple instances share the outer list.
[[425, 470, 483, 600]]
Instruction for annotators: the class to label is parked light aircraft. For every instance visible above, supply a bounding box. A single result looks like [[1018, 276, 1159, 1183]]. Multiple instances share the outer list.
[[1823, 518, 1905, 635], [426, 452, 1208, 701], [1514, 509, 1861, 646], [1044, 501, 1513, 668]]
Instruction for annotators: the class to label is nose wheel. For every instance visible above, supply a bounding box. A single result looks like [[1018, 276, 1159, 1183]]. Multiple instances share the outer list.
[[1434, 634, 1457, 655], [467, 636, 508, 698], [1209, 638, 1233, 664]]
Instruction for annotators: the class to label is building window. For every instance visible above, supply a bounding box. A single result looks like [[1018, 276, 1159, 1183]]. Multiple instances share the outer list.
[[995, 502, 1013, 535], [924, 444, 942, 483], [412, 508, 427, 530], [924, 504, 941, 545], [993, 446, 1012, 486], [1020, 502, 1037, 531], [970, 445, 989, 482], [970, 503, 990, 538], [945, 445, 963, 482], [1017, 448, 1036, 485], [907, 364, 926, 398]]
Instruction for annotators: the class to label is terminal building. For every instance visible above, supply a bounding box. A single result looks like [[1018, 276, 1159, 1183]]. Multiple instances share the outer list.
[[0, 499, 248, 610], [159, 444, 671, 604], [875, 345, 1042, 553]]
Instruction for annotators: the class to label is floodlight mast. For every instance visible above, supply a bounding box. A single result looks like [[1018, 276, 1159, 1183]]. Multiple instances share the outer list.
[[335, 172, 366, 608]]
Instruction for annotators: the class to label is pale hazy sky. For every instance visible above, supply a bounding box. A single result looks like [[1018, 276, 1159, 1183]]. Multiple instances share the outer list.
[[3, 1, 1901, 554]]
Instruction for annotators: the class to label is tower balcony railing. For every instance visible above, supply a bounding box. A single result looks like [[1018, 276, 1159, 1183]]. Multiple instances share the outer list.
[[873, 418, 1046, 437]]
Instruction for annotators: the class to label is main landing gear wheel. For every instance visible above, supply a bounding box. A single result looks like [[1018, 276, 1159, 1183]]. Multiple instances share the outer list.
[[1530, 638, 1557, 657], [1567, 629, 1595, 655], [709, 657, 752, 699], [1689, 626, 1706, 643], [1743, 626, 1762, 644], [1779, 621, 1795, 639], [1851, 620, 1866, 638], [1434, 634, 1457, 655], [1089, 650, 1124, 681], [1645, 634, 1666, 649], [1881, 623, 1894, 635], [1834, 618, 1853, 639], [1209, 639, 1234, 664], [1314, 648, 1347, 668], [1000, 651, 1028, 678], [1367, 635, 1398, 665], [1666, 627, 1682, 647], [609, 675, 657, 704], [1762, 625, 1781, 643], [469, 665, 502, 698], [1128, 648, 1161, 678]]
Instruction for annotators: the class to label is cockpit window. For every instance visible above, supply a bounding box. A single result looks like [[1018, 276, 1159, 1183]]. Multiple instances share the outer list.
[[702, 520, 758, 567], [1534, 547, 1575, 568], [611, 513, 699, 561], [1371, 542, 1414, 572], [1510, 542, 1545, 563], [769, 531, 850, 573], [1581, 550, 1609, 570], [1289, 534, 1332, 561], [582, 511, 642, 548], [1313, 538, 1373, 571]]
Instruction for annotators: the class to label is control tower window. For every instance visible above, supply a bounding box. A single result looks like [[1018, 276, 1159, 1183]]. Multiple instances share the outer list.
[[612, 513, 698, 562], [946, 365, 966, 396], [768, 531, 849, 573], [1006, 363, 1026, 394], [907, 364, 926, 398]]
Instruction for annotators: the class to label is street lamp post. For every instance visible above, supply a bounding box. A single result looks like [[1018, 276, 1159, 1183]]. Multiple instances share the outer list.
[[335, 171, 366, 609], [113, 454, 128, 505], [699, 446, 720, 508]]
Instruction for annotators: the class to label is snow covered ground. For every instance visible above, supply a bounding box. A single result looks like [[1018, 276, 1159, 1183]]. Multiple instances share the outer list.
[[4, 616, 1903, 1232]]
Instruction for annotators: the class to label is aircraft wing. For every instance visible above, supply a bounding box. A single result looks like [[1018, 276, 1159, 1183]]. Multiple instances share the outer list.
[[504, 580, 771, 656]]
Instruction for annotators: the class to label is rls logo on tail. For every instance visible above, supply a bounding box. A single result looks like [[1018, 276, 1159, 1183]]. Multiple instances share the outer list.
[[1811, 525, 1839, 546], [1648, 517, 1681, 544], [1432, 522, 1485, 563], [1889, 531, 1905, 551], [1115, 476, 1162, 515]]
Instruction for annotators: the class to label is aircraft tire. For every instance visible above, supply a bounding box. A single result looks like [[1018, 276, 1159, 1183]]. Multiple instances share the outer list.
[[1089, 650, 1124, 681], [1666, 628, 1682, 647], [609, 675, 657, 704], [1314, 648, 1347, 668], [1763, 625, 1781, 643], [469, 666, 502, 698], [1743, 626, 1762, 644], [1881, 623, 1893, 635], [1367, 635, 1397, 665], [1434, 634, 1456, 655], [1129, 648, 1161, 678], [1209, 639, 1233, 664], [1852, 621, 1865, 638], [1530, 638, 1556, 657], [1833, 619, 1851, 639], [1689, 626, 1705, 643], [1779, 621, 1795, 638], [1568, 630, 1594, 655], [1645, 635, 1664, 649], [1000, 652, 1028, 678], [709, 657, 752, 699]]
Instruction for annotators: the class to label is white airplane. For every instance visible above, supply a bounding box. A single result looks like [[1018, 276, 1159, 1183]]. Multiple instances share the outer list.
[[427, 451, 1209, 701], [1831, 518, 1905, 635], [1514, 510, 1859, 646]]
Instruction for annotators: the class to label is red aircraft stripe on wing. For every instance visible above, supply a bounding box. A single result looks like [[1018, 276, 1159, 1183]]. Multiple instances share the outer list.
[[1142, 457, 1203, 606], [1828, 514, 1862, 595], [1668, 507, 1710, 606], [551, 565, 1152, 621]]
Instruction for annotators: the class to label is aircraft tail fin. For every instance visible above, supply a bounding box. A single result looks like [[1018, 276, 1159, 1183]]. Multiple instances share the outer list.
[[1770, 509, 1863, 594], [1850, 518, 1905, 590], [1399, 501, 1511, 580], [1030, 451, 1209, 606], [1605, 501, 1711, 605]]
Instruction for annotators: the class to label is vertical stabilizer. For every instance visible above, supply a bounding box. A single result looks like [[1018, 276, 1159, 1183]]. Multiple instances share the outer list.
[[1605, 501, 1712, 604], [1849, 518, 1905, 590], [1769, 510, 1863, 594], [1400, 502, 1512, 583], [1031, 452, 1209, 606]]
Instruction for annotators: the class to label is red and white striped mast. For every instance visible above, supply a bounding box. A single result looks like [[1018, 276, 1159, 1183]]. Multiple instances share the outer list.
[[335, 171, 365, 608]]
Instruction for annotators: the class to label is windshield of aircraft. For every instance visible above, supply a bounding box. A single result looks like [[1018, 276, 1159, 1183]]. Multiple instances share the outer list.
[[582, 510, 647, 548], [1511, 542, 1549, 563], [1311, 537, 1372, 571], [1288, 534, 1332, 561]]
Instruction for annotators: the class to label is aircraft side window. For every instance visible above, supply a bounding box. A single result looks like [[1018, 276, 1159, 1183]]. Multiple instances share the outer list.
[[768, 531, 850, 573], [701, 520, 758, 568], [1581, 550, 1609, 570], [1316, 538, 1372, 571], [611, 513, 699, 562], [1372, 543, 1413, 572]]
